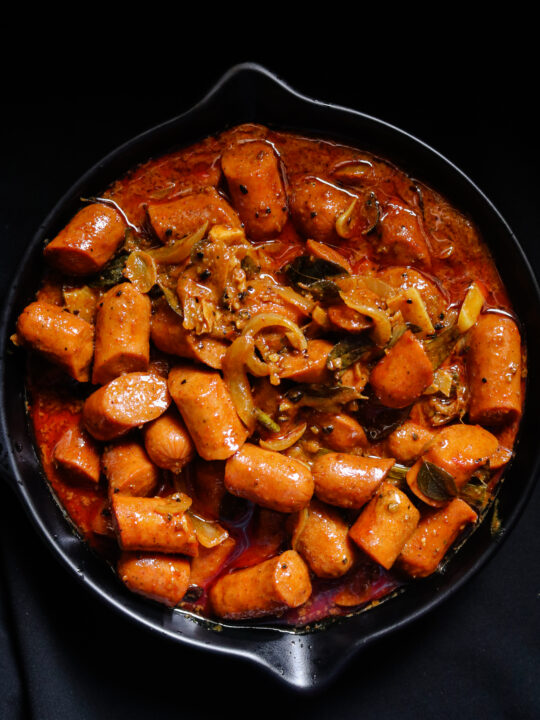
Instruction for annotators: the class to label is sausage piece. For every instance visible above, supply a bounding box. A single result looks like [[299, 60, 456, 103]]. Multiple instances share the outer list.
[[92, 283, 151, 385], [369, 330, 434, 409], [305, 238, 352, 273], [147, 188, 241, 243], [16, 301, 94, 382], [309, 412, 368, 453], [83, 372, 171, 441], [398, 498, 478, 577], [278, 339, 334, 383], [349, 482, 420, 569], [111, 495, 198, 556], [90, 500, 115, 537], [221, 140, 288, 240], [424, 424, 499, 484], [194, 459, 226, 519], [288, 174, 353, 243], [378, 200, 431, 268], [406, 423, 499, 506], [312, 453, 394, 509], [168, 364, 248, 461], [150, 300, 227, 370], [189, 536, 236, 590], [291, 499, 355, 578], [467, 313, 522, 426], [102, 440, 159, 497], [53, 423, 101, 485], [118, 552, 191, 607], [225, 443, 314, 513], [327, 305, 372, 334], [387, 421, 435, 464], [43, 203, 126, 276], [143, 409, 195, 472], [209, 550, 312, 619]]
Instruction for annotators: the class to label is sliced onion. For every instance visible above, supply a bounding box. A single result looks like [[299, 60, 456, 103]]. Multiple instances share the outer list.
[[458, 282, 485, 332], [222, 336, 257, 431], [311, 305, 331, 330], [62, 285, 98, 323], [339, 290, 392, 346], [187, 511, 229, 548], [148, 222, 208, 264], [124, 251, 157, 293], [424, 367, 454, 397], [154, 492, 192, 516], [272, 284, 315, 315], [241, 312, 308, 351], [290, 506, 309, 550], [335, 198, 358, 239], [357, 275, 396, 300], [260, 422, 307, 452], [157, 279, 183, 318], [244, 349, 271, 377]]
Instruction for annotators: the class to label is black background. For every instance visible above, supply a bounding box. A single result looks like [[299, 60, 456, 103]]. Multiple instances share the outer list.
[[1, 44, 539, 719]]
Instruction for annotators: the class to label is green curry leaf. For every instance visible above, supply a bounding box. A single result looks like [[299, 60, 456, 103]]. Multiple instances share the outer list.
[[417, 460, 458, 502]]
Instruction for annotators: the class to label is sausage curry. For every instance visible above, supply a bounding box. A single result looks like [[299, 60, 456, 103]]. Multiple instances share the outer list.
[[13, 123, 525, 625]]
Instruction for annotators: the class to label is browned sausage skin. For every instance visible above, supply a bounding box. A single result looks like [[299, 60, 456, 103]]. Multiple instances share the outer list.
[[225, 443, 314, 513], [143, 409, 195, 472], [111, 495, 198, 556], [147, 188, 241, 243], [168, 364, 248, 461], [277, 339, 333, 384], [43, 203, 126, 276], [209, 550, 312, 619], [377, 199, 431, 268], [221, 140, 288, 240], [369, 330, 433, 409], [16, 301, 94, 382], [118, 552, 191, 607], [406, 424, 499, 507], [92, 282, 151, 385], [349, 482, 420, 569], [102, 440, 159, 497], [309, 412, 368, 453], [387, 421, 435, 464], [83, 372, 171, 441], [398, 499, 477, 577], [312, 453, 395, 509], [151, 300, 227, 370], [53, 424, 101, 485], [290, 499, 355, 578], [288, 175, 354, 243], [467, 313, 522, 425], [189, 536, 236, 590]]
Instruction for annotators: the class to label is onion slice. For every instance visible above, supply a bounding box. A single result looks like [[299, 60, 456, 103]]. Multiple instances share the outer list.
[[241, 313, 307, 351], [148, 222, 208, 264], [222, 336, 257, 432], [187, 511, 229, 548], [259, 422, 308, 452]]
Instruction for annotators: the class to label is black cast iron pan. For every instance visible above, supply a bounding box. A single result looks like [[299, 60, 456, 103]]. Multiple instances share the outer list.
[[1, 63, 539, 692]]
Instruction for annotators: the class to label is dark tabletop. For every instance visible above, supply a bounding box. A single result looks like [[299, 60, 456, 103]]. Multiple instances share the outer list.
[[1, 53, 539, 719]]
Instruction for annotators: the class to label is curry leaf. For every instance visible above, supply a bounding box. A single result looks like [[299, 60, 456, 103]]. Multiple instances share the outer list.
[[355, 398, 411, 442], [417, 460, 458, 502], [284, 256, 348, 302], [285, 256, 347, 285], [327, 336, 373, 371], [88, 251, 129, 289], [424, 325, 461, 369]]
